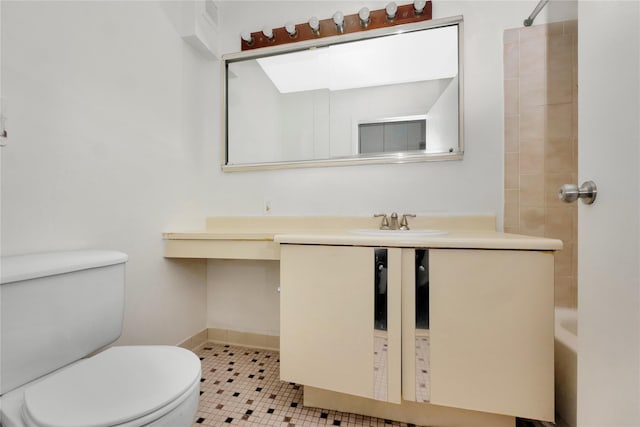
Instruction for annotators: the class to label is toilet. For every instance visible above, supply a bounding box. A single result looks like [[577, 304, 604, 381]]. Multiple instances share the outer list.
[[0, 250, 201, 427]]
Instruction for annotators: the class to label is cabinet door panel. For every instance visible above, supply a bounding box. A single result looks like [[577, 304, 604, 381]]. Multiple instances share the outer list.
[[280, 245, 375, 400], [429, 249, 554, 421]]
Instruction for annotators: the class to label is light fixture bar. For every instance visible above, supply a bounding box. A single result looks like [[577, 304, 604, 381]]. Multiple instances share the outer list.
[[240, 1, 432, 51]]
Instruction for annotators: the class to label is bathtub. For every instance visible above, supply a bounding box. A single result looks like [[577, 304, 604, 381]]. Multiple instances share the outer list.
[[555, 307, 577, 427]]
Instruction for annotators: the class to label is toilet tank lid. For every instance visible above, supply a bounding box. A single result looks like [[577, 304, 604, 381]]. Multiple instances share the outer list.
[[1, 250, 128, 284]]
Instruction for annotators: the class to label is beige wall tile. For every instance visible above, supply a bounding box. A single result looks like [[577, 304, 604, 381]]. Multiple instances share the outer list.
[[547, 22, 565, 36], [504, 79, 519, 117], [504, 28, 519, 44], [504, 42, 519, 79], [545, 173, 576, 207], [555, 275, 575, 307], [520, 207, 545, 236], [572, 241, 578, 281], [545, 207, 574, 242], [547, 34, 573, 105], [520, 22, 563, 42], [569, 280, 578, 308], [505, 116, 519, 153], [520, 72, 547, 108], [504, 189, 520, 228], [547, 68, 572, 105], [547, 103, 572, 139], [572, 36, 578, 100], [545, 138, 575, 174], [505, 152, 520, 189], [519, 37, 547, 78], [572, 102, 578, 139], [520, 140, 544, 174], [503, 20, 578, 309], [563, 20, 578, 35], [554, 242, 573, 276], [520, 106, 546, 141], [520, 174, 545, 207], [548, 34, 572, 74]]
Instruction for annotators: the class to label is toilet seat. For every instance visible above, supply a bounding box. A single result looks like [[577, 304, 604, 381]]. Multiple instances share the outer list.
[[21, 346, 201, 427]]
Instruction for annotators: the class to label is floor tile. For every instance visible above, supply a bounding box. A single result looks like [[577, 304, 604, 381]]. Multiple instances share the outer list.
[[192, 342, 556, 427]]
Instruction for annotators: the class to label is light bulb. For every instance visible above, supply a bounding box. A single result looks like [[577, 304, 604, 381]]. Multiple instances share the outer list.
[[359, 7, 370, 27], [285, 21, 297, 37], [262, 26, 274, 40], [333, 11, 344, 33], [240, 31, 253, 44], [386, 2, 397, 20], [308, 16, 320, 35], [414, 0, 427, 14]]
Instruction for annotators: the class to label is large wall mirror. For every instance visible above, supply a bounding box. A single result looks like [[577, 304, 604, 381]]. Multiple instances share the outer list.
[[223, 16, 463, 171]]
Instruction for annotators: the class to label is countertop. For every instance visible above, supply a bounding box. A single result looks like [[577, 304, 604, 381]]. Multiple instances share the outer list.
[[273, 230, 563, 251], [162, 216, 562, 260]]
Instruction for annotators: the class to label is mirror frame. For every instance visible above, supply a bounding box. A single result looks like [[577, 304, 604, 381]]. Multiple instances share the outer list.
[[221, 15, 464, 172]]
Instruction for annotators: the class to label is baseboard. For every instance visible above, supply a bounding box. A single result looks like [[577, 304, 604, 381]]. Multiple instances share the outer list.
[[177, 329, 209, 350], [206, 328, 280, 351]]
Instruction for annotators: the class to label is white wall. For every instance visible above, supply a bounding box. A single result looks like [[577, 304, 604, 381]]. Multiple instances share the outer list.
[[212, 0, 576, 218], [1, 1, 214, 346], [205, 1, 577, 336]]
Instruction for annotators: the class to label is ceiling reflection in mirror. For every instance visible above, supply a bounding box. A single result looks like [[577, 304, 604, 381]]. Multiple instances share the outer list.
[[224, 17, 463, 171]]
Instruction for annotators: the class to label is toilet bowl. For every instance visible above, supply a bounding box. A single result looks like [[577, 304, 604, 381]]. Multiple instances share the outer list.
[[0, 251, 201, 427], [1, 346, 201, 427]]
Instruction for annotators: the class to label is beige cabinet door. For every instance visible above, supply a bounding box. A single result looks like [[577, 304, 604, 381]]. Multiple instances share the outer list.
[[279, 244, 401, 403], [429, 249, 554, 421]]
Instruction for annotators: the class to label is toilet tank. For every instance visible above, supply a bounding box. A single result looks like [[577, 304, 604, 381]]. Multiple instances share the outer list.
[[0, 250, 128, 395]]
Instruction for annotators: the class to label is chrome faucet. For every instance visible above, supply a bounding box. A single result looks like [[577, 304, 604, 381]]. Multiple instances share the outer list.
[[389, 212, 400, 230], [374, 213, 390, 230], [400, 214, 416, 230], [374, 213, 416, 230]]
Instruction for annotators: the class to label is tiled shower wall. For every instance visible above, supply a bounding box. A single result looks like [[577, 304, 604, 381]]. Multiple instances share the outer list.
[[503, 21, 578, 308]]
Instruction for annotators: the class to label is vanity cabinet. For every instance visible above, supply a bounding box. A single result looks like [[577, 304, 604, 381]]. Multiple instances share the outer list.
[[422, 249, 554, 420], [280, 244, 555, 422], [279, 245, 402, 404]]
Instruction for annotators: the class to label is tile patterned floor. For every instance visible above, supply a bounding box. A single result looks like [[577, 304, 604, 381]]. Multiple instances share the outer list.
[[191, 342, 557, 427]]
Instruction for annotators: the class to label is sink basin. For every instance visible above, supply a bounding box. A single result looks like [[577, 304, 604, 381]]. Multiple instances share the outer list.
[[349, 229, 448, 237]]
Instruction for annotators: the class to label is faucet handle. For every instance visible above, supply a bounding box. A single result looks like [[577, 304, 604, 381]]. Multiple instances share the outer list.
[[374, 213, 390, 230], [400, 214, 416, 230]]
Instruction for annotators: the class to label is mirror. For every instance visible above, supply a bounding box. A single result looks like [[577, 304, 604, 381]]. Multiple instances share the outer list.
[[223, 16, 463, 171]]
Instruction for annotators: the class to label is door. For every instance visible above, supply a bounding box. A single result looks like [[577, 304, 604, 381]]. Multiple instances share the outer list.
[[577, 2, 640, 426]]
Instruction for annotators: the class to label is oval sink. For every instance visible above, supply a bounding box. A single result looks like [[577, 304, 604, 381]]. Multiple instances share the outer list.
[[349, 229, 448, 237]]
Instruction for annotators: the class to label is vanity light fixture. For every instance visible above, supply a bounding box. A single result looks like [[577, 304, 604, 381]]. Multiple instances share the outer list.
[[240, 31, 254, 46], [308, 16, 320, 35], [386, 2, 398, 21], [285, 21, 298, 38], [262, 26, 275, 41], [239, 2, 433, 51], [359, 7, 370, 28], [333, 11, 345, 33]]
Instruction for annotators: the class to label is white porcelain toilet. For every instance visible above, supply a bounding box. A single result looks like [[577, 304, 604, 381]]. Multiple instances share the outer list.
[[0, 250, 201, 427]]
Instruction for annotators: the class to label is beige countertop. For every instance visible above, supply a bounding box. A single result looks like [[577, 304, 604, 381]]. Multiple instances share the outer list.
[[162, 216, 562, 259], [273, 231, 562, 251]]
